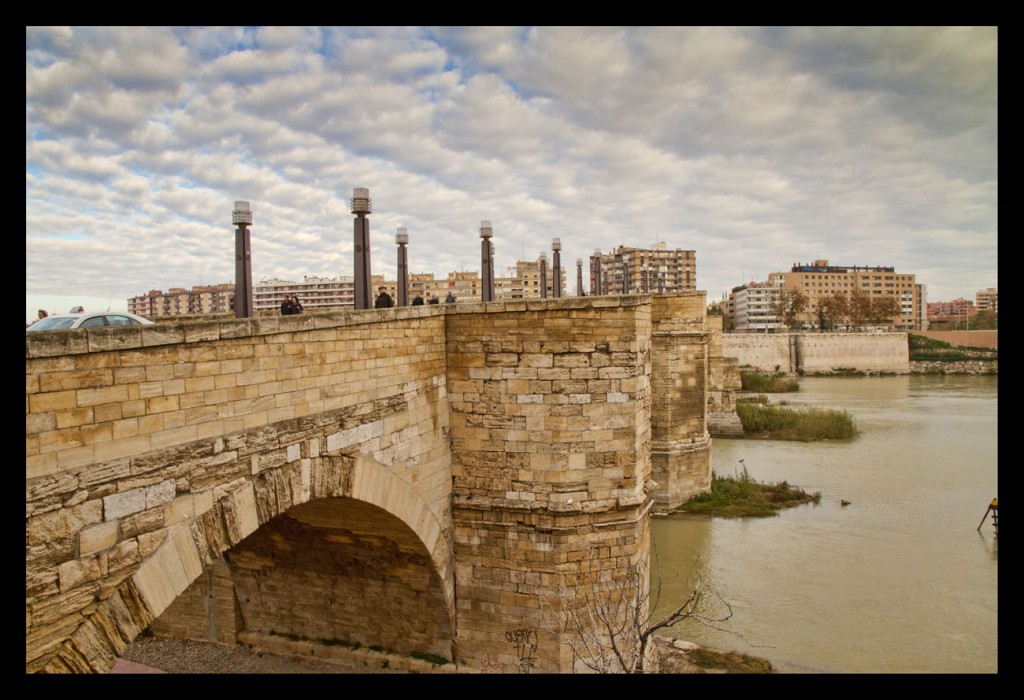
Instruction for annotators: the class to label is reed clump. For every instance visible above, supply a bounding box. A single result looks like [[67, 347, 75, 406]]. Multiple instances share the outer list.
[[737, 403, 856, 441], [678, 465, 820, 518]]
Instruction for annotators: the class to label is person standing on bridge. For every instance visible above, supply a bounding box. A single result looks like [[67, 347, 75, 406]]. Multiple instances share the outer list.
[[290, 295, 304, 314], [280, 295, 295, 315], [411, 292, 424, 306], [374, 286, 394, 309]]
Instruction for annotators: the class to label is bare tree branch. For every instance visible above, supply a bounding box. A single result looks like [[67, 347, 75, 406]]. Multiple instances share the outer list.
[[542, 550, 735, 673]]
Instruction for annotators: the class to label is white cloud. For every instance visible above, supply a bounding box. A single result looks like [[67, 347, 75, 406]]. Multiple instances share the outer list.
[[25, 26, 997, 322]]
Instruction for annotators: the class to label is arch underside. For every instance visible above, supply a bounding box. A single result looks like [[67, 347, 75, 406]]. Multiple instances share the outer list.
[[41, 455, 455, 673]]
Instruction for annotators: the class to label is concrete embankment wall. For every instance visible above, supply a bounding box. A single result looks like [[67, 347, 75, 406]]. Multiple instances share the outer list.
[[722, 332, 909, 375]]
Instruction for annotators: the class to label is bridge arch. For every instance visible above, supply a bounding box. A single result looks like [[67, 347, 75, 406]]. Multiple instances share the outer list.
[[41, 453, 455, 673]]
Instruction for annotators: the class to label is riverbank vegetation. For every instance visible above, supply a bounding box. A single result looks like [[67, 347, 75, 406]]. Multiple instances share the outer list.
[[739, 370, 799, 393], [675, 465, 821, 518], [737, 371, 855, 440], [736, 402, 856, 441], [908, 334, 998, 363]]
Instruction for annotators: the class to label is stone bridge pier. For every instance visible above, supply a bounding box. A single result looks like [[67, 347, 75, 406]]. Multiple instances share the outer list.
[[25, 293, 715, 674]]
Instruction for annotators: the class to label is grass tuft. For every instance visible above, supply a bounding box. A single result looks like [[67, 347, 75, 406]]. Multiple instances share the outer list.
[[740, 370, 799, 393]]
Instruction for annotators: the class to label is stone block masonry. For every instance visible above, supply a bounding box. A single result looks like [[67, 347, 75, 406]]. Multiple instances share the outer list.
[[447, 294, 709, 672], [26, 294, 718, 674]]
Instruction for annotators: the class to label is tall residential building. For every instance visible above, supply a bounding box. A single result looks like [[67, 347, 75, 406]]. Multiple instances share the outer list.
[[127, 283, 235, 318], [975, 288, 998, 313], [589, 242, 696, 296], [767, 259, 923, 331], [728, 282, 785, 333], [253, 276, 354, 312]]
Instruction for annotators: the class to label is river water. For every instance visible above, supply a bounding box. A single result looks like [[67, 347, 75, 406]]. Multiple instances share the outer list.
[[650, 374, 998, 674]]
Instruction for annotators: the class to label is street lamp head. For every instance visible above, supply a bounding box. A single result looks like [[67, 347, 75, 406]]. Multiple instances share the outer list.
[[351, 188, 372, 215], [577, 258, 582, 266], [232, 201, 252, 227], [396, 227, 409, 245], [539, 252, 547, 263], [479, 220, 493, 239], [552, 238, 561, 251], [594, 249, 601, 257]]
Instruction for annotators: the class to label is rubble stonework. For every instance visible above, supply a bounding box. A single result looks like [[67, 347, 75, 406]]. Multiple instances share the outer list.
[[26, 294, 719, 673]]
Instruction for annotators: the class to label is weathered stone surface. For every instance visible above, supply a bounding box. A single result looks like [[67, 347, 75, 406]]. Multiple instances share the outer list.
[[27, 500, 103, 546], [25, 296, 728, 673], [79, 521, 119, 556]]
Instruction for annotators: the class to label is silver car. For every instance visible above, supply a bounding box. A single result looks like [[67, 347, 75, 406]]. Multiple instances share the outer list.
[[27, 311, 155, 331]]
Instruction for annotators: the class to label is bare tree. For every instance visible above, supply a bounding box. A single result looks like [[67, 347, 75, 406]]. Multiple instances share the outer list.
[[544, 557, 733, 673]]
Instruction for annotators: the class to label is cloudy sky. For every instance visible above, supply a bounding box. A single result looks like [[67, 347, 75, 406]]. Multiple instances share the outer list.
[[26, 26, 997, 323]]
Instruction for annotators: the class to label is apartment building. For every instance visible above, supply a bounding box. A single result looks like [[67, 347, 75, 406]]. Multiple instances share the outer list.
[[127, 283, 235, 318], [494, 259, 566, 299], [976, 288, 998, 313], [928, 298, 977, 323], [589, 243, 696, 296], [391, 271, 482, 303], [729, 282, 785, 333], [253, 276, 354, 312], [767, 259, 923, 331]]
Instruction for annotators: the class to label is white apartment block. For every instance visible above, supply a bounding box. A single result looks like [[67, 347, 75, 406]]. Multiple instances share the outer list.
[[730, 282, 785, 333], [253, 276, 354, 312]]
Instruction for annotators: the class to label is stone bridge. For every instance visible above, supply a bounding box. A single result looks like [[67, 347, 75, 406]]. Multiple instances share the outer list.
[[26, 293, 724, 674]]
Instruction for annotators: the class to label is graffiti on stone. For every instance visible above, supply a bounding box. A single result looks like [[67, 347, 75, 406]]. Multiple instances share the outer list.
[[480, 650, 504, 672], [505, 628, 538, 673]]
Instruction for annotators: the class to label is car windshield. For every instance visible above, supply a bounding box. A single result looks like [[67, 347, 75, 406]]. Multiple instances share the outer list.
[[28, 316, 78, 330]]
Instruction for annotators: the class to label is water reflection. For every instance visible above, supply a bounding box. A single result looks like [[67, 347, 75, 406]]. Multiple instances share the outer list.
[[650, 375, 998, 673]]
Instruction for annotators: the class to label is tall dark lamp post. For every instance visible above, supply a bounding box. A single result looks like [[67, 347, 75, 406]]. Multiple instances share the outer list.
[[552, 238, 562, 298], [539, 252, 548, 299], [352, 188, 373, 310], [576, 257, 583, 296], [591, 249, 602, 296], [480, 220, 494, 302], [489, 239, 496, 300], [232, 201, 254, 318], [396, 227, 409, 306]]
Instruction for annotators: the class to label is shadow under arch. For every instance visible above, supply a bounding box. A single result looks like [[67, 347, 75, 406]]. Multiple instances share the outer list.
[[47, 451, 455, 673]]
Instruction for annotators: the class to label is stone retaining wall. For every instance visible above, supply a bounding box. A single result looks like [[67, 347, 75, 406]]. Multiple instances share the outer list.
[[722, 332, 909, 375]]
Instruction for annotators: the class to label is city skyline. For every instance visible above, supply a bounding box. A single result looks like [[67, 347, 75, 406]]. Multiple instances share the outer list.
[[27, 27, 997, 322]]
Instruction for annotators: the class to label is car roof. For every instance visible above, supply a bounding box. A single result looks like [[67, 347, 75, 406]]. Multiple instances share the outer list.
[[28, 311, 154, 329]]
